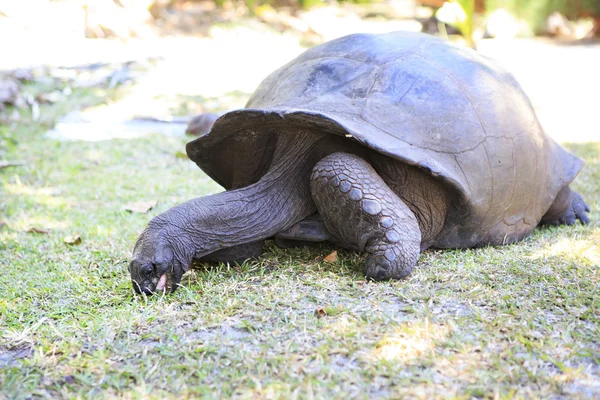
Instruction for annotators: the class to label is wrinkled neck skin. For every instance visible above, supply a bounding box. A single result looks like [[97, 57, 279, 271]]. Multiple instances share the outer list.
[[139, 131, 325, 270]]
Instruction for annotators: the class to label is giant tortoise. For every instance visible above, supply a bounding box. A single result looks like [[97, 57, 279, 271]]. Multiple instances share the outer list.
[[129, 31, 590, 294]]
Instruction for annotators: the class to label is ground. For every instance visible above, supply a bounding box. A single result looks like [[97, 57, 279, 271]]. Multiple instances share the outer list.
[[1, 21, 599, 399]]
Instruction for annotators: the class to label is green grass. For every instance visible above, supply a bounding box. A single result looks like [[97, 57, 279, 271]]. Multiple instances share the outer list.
[[1, 82, 599, 399]]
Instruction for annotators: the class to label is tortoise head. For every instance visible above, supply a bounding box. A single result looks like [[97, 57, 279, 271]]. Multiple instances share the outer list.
[[129, 225, 186, 295]]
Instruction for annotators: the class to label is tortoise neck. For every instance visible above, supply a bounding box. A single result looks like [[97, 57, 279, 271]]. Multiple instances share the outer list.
[[154, 132, 322, 263]]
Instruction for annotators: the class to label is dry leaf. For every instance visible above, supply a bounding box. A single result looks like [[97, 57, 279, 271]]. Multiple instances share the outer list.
[[64, 234, 82, 245], [124, 201, 157, 214], [323, 250, 338, 263], [27, 227, 50, 234], [314, 307, 327, 318]]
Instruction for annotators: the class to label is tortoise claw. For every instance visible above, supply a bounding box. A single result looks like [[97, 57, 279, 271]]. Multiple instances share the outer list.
[[572, 192, 590, 225]]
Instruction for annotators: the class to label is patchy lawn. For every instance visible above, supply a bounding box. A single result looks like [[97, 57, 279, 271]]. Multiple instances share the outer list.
[[1, 73, 599, 399]]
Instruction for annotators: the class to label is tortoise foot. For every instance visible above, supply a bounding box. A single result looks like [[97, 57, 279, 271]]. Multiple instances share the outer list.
[[310, 152, 422, 280], [572, 191, 591, 225], [542, 187, 590, 226]]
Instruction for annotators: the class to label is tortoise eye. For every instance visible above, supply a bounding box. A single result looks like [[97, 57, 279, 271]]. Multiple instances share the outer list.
[[142, 264, 154, 277]]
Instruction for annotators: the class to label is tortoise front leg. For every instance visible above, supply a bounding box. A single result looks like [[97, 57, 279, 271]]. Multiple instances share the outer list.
[[310, 153, 421, 280]]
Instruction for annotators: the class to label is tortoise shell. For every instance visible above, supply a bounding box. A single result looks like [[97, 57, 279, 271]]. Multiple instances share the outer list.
[[186, 31, 583, 248]]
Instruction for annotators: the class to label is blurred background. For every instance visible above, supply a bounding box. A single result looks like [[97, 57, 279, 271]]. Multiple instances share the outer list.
[[0, 0, 599, 142]]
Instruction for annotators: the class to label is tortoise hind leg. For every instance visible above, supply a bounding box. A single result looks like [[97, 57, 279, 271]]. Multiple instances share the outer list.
[[310, 152, 421, 280], [541, 186, 590, 226]]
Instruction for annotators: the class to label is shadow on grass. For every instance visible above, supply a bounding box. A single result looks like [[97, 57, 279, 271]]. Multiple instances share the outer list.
[[183, 240, 365, 287]]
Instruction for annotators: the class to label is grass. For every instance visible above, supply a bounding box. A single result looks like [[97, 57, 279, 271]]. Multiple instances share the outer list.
[[1, 79, 599, 399]]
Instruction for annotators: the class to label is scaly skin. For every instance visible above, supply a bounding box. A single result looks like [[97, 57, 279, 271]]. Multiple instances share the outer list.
[[311, 153, 422, 280], [129, 132, 320, 294]]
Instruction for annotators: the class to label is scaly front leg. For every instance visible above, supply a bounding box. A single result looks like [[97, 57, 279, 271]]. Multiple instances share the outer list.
[[129, 132, 320, 294], [310, 153, 422, 280]]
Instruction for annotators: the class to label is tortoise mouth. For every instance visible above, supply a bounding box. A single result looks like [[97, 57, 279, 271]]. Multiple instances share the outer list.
[[156, 274, 168, 291], [154, 273, 177, 294], [133, 273, 177, 295]]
